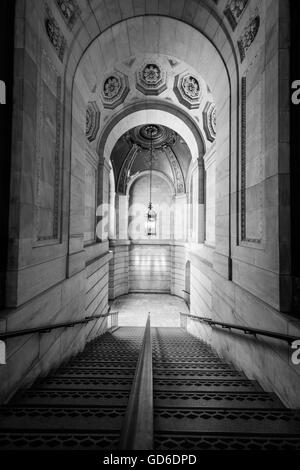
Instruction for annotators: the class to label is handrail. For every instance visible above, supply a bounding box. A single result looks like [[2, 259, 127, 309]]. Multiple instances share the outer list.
[[0, 311, 119, 341], [180, 312, 300, 346], [119, 314, 153, 450]]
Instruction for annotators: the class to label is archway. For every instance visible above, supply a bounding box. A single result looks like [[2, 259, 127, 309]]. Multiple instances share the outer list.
[[4, 0, 298, 411], [68, 15, 232, 286]]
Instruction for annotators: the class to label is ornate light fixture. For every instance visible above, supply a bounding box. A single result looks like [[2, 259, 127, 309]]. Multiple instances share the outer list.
[[145, 125, 157, 236]]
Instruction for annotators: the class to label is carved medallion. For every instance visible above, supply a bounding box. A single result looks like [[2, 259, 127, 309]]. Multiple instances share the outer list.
[[203, 101, 216, 142], [100, 72, 130, 109], [174, 72, 203, 109], [136, 62, 167, 96]]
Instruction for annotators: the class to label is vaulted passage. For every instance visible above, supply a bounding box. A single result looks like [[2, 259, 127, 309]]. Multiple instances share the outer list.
[[0, 0, 300, 454]]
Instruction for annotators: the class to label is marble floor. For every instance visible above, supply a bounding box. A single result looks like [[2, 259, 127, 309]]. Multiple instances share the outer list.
[[109, 293, 189, 327]]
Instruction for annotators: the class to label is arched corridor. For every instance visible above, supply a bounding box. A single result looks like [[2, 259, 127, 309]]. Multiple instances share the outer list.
[[0, 0, 300, 454]]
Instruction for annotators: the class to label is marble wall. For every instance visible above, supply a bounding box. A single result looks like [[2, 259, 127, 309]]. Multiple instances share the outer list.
[[109, 241, 189, 299], [187, 252, 300, 408], [1, 0, 299, 409], [0, 0, 112, 404], [109, 242, 129, 300], [129, 243, 171, 293]]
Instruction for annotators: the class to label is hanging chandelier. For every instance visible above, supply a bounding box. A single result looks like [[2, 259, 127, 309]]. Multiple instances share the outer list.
[[145, 125, 157, 236]]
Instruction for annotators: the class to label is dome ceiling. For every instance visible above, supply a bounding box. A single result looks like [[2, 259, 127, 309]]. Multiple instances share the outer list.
[[128, 124, 177, 149], [111, 124, 192, 196]]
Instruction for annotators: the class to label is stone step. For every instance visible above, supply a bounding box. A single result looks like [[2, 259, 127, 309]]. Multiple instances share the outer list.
[[0, 406, 125, 431], [77, 346, 138, 351], [153, 355, 219, 361], [152, 343, 214, 349], [154, 432, 300, 451], [153, 363, 235, 371], [55, 368, 135, 378], [154, 379, 262, 392], [78, 348, 140, 355], [35, 376, 133, 390], [153, 369, 244, 379], [12, 389, 130, 407], [0, 431, 120, 450], [153, 357, 223, 364], [154, 407, 300, 434], [153, 391, 283, 408], [153, 351, 218, 358], [152, 338, 213, 345], [60, 364, 235, 373], [152, 341, 212, 347], [65, 361, 138, 369], [84, 342, 142, 347], [152, 339, 213, 345], [75, 354, 138, 360], [83, 341, 142, 348]]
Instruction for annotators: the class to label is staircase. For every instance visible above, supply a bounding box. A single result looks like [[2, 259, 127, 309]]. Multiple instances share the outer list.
[[152, 328, 300, 450], [0, 326, 299, 450], [0, 327, 144, 450]]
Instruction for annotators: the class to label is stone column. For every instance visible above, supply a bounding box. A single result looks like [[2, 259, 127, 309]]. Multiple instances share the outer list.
[[109, 190, 116, 239], [203, 146, 216, 246], [116, 194, 129, 240], [173, 193, 188, 241], [187, 188, 193, 240], [197, 157, 205, 243], [96, 158, 111, 241]]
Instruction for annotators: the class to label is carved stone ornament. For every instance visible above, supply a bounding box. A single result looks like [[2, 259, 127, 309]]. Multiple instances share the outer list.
[[164, 146, 185, 194], [173, 72, 203, 109], [238, 15, 260, 62], [100, 72, 130, 109], [117, 145, 138, 194], [224, 0, 249, 30], [45, 4, 66, 61], [136, 62, 167, 96], [203, 101, 216, 142], [86, 101, 100, 142], [55, 0, 81, 30]]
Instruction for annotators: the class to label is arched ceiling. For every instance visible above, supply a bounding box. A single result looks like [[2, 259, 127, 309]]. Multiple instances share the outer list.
[[63, 0, 241, 81], [111, 124, 192, 195], [42, 0, 263, 196], [101, 107, 201, 162], [80, 52, 215, 145], [72, 15, 229, 158]]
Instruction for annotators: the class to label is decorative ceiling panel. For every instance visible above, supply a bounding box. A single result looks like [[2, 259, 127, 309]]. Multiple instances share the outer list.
[[100, 72, 130, 109], [136, 62, 167, 96]]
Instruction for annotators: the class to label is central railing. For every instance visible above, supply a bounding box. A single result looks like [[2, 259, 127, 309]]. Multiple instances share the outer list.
[[119, 314, 153, 450]]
